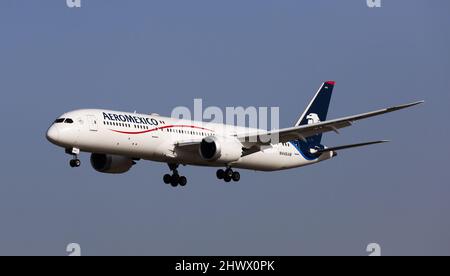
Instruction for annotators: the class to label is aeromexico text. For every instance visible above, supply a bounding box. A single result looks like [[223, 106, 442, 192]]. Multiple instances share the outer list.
[[103, 112, 160, 126]]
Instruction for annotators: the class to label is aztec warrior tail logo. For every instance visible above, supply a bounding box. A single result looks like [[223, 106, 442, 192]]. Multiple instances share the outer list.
[[307, 113, 321, 125]]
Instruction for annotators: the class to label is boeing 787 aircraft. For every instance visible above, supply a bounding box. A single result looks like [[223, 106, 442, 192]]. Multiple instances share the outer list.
[[46, 81, 423, 187]]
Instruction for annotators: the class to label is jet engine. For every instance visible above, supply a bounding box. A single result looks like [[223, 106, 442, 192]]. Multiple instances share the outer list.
[[90, 153, 134, 174], [199, 136, 243, 163]]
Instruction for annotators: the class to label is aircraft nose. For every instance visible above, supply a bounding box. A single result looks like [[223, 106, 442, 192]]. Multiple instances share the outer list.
[[46, 125, 59, 144]]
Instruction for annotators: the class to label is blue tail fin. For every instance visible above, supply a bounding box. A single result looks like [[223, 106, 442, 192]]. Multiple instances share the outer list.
[[293, 81, 335, 146]]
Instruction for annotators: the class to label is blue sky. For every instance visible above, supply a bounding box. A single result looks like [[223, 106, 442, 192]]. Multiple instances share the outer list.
[[0, 0, 449, 255]]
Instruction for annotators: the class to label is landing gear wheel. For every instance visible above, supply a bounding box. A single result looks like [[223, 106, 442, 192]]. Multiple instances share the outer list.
[[171, 174, 180, 187], [224, 176, 232, 183], [216, 169, 225, 179], [225, 169, 233, 179], [69, 159, 80, 168], [163, 174, 172, 184], [232, 171, 240, 182], [178, 176, 187, 187]]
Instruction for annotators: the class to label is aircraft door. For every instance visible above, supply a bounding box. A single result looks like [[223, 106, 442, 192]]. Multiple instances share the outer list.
[[87, 115, 98, 131]]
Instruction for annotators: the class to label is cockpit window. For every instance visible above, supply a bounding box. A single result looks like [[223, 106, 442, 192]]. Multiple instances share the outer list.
[[54, 118, 65, 123], [64, 118, 74, 124]]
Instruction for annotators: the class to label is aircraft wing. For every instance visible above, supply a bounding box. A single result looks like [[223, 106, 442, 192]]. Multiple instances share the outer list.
[[238, 101, 424, 145], [316, 140, 389, 154]]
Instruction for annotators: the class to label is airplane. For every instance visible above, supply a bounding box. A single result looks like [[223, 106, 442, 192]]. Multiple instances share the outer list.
[[46, 81, 423, 187]]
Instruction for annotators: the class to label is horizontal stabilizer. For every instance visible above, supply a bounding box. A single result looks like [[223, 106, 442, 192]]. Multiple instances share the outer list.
[[317, 140, 389, 153], [239, 101, 423, 145]]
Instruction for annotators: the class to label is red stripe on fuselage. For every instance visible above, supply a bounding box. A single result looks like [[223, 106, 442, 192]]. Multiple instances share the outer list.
[[109, 125, 213, 135]]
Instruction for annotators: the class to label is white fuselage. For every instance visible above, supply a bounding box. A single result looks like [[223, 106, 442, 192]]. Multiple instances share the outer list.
[[46, 109, 333, 171]]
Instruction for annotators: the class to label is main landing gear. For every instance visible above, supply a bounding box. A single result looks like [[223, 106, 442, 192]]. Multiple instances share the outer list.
[[66, 148, 81, 168], [216, 168, 240, 182], [163, 164, 187, 187]]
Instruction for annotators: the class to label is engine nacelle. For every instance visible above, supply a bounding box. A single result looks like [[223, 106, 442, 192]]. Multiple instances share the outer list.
[[90, 153, 134, 174], [199, 136, 243, 163]]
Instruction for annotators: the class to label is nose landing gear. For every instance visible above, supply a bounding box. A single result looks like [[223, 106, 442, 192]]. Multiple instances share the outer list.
[[163, 163, 187, 187], [69, 158, 81, 168], [66, 148, 81, 168], [216, 168, 240, 182]]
